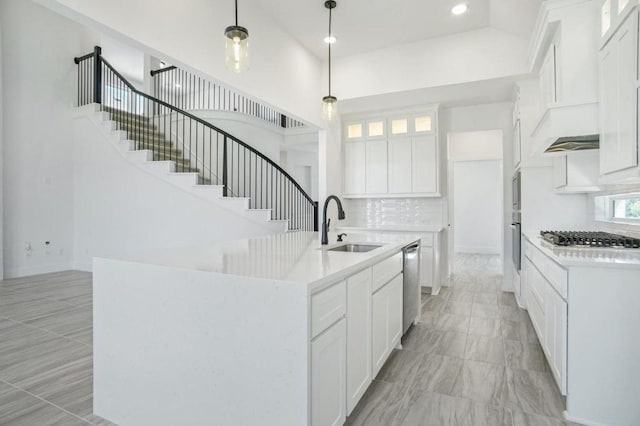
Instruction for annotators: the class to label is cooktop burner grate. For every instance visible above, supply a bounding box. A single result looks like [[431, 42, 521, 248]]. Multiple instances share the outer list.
[[540, 231, 640, 248]]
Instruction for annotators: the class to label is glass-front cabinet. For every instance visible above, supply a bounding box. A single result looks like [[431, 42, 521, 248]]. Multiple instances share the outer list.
[[343, 108, 439, 198]]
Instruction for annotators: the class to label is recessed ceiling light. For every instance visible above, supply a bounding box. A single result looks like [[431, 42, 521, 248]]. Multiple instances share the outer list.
[[451, 3, 468, 15], [324, 35, 336, 44]]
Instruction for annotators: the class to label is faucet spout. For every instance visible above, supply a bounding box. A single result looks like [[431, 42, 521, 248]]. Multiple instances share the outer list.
[[321, 195, 346, 245]]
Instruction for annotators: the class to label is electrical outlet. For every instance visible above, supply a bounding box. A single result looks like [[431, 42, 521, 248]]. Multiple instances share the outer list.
[[45, 241, 51, 256], [25, 242, 32, 258]]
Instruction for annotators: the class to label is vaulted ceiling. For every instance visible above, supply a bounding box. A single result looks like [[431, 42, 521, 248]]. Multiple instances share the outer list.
[[254, 0, 544, 59]]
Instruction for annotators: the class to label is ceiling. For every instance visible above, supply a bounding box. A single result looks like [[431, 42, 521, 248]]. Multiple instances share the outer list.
[[254, 0, 543, 59]]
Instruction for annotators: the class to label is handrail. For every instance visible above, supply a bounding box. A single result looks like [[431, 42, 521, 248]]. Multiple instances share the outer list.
[[80, 55, 315, 205], [74, 47, 318, 231], [150, 65, 177, 77], [149, 64, 305, 129]]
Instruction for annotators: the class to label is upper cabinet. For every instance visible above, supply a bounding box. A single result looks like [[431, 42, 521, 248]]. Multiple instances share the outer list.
[[598, 6, 640, 182], [529, 0, 600, 155], [344, 108, 440, 198]]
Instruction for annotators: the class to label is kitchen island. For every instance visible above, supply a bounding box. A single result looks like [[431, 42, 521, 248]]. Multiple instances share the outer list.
[[93, 231, 419, 426]]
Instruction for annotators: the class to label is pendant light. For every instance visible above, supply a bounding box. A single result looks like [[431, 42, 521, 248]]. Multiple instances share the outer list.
[[322, 0, 338, 121], [224, 0, 249, 73]]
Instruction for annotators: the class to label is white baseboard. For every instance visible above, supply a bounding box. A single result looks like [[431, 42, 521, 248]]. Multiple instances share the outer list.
[[3, 261, 74, 279]]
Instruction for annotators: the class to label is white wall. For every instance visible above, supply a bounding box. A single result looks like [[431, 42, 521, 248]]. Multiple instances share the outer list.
[[453, 160, 503, 254], [281, 149, 319, 202], [331, 28, 529, 100], [35, 0, 324, 127], [442, 102, 514, 287], [448, 130, 504, 161], [0, 0, 98, 278], [72, 114, 279, 271]]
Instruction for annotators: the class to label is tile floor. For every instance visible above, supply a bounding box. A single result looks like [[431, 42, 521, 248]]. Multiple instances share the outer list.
[[0, 270, 113, 425], [0, 256, 577, 425], [346, 254, 579, 426]]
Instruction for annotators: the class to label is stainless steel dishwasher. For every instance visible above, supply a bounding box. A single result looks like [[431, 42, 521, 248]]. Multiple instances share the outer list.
[[402, 243, 421, 334]]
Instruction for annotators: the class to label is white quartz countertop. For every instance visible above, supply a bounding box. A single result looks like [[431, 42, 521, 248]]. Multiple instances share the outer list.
[[336, 225, 445, 233], [100, 232, 420, 290], [523, 232, 640, 269]]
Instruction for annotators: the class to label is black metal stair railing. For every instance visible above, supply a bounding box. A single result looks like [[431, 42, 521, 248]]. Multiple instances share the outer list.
[[150, 65, 305, 129], [74, 46, 318, 231]]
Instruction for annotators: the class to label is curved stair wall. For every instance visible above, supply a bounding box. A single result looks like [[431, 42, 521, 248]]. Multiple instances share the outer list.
[[74, 47, 318, 236], [72, 104, 286, 271]]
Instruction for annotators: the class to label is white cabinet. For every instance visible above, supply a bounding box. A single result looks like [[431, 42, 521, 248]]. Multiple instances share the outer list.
[[344, 142, 366, 195], [523, 240, 568, 396], [311, 318, 346, 426], [552, 151, 601, 193], [343, 108, 440, 198], [365, 140, 388, 194], [544, 285, 568, 395], [412, 135, 438, 193], [539, 42, 559, 112], [388, 137, 412, 193], [346, 270, 372, 414], [372, 274, 403, 377], [344, 139, 387, 196], [599, 10, 640, 181]]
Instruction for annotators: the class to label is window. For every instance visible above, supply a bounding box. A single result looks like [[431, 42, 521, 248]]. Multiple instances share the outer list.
[[391, 118, 408, 135], [595, 193, 640, 224], [601, 0, 611, 36], [368, 121, 384, 137], [613, 197, 640, 220], [414, 115, 432, 132], [347, 123, 362, 139]]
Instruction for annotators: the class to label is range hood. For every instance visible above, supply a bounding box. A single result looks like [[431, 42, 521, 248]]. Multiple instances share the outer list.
[[544, 134, 600, 153]]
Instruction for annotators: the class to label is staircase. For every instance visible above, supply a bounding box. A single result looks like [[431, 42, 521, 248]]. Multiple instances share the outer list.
[[74, 46, 318, 232]]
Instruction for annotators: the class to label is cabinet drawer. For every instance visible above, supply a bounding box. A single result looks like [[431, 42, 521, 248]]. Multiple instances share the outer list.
[[372, 253, 403, 293], [546, 261, 568, 299], [524, 240, 534, 260], [311, 281, 347, 339]]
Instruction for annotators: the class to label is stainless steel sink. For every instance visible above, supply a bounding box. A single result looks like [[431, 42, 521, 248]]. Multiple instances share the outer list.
[[327, 244, 383, 253]]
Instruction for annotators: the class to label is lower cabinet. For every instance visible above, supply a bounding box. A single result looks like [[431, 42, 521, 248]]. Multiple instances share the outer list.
[[523, 241, 568, 395], [311, 254, 403, 425], [544, 285, 567, 395], [346, 270, 372, 414], [372, 274, 403, 377], [311, 318, 347, 426]]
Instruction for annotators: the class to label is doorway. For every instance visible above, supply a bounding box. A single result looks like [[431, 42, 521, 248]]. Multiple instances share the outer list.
[[447, 130, 504, 276]]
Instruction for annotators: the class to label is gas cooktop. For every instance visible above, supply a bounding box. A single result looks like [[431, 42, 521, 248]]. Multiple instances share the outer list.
[[540, 231, 640, 248]]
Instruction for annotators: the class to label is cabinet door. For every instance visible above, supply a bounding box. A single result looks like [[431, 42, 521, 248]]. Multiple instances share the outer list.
[[600, 39, 618, 175], [371, 285, 389, 377], [365, 139, 388, 194], [311, 318, 346, 426], [412, 135, 438, 193], [387, 274, 403, 347], [615, 12, 639, 172], [344, 142, 366, 195], [346, 271, 372, 414], [388, 137, 412, 193], [539, 44, 557, 111], [544, 286, 568, 395], [419, 246, 434, 287]]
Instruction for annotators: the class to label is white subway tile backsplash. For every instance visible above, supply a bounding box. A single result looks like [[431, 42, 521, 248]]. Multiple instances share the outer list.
[[344, 198, 444, 228]]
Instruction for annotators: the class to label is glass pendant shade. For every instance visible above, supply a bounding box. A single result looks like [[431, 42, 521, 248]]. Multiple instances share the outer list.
[[322, 95, 338, 121], [224, 26, 249, 73]]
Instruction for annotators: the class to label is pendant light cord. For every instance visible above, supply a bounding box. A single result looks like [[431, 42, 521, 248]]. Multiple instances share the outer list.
[[328, 5, 332, 96], [235, 0, 238, 26]]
